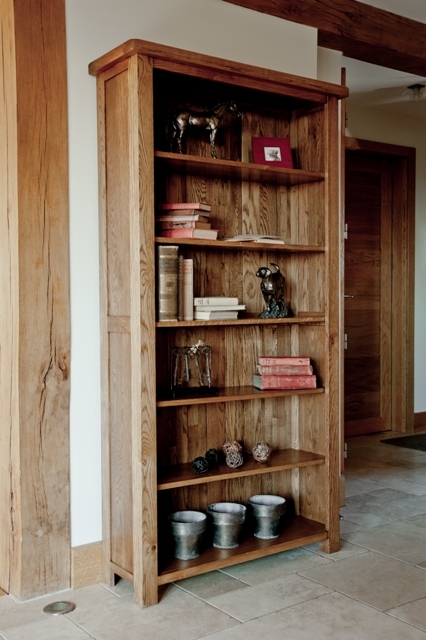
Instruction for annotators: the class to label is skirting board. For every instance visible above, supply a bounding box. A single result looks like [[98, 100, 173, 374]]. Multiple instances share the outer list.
[[71, 542, 103, 589], [415, 412, 426, 432]]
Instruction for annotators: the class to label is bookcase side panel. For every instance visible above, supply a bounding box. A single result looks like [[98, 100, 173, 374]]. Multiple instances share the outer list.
[[103, 68, 134, 578], [131, 54, 158, 606]]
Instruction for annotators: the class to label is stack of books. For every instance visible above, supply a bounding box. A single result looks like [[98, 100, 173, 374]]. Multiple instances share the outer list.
[[194, 297, 246, 320], [156, 202, 219, 240], [253, 356, 316, 389], [157, 246, 194, 321]]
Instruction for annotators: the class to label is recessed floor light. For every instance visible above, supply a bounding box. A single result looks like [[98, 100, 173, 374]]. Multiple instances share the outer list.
[[43, 601, 76, 615]]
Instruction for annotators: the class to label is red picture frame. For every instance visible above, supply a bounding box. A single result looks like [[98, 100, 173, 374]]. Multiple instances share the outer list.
[[252, 137, 293, 168]]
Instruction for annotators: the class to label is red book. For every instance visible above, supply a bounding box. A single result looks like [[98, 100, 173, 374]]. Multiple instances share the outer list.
[[258, 356, 310, 366], [156, 212, 211, 220], [159, 228, 218, 239], [257, 364, 313, 375], [253, 374, 317, 390], [158, 221, 211, 230], [158, 202, 212, 212]]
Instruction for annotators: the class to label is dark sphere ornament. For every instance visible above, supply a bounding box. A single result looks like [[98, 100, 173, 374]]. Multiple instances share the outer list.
[[205, 448, 220, 469], [191, 456, 209, 474]]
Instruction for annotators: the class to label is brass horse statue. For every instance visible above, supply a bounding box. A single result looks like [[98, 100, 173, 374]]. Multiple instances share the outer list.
[[166, 100, 241, 158]]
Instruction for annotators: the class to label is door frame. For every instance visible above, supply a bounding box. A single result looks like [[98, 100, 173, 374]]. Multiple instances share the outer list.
[[344, 137, 415, 434]]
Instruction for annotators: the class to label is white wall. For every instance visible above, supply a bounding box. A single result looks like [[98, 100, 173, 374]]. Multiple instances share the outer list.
[[346, 105, 426, 414], [65, 0, 318, 547]]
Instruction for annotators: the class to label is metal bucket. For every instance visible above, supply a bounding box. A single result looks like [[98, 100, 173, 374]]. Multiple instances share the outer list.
[[168, 510, 207, 560], [248, 495, 286, 539], [207, 502, 246, 549]]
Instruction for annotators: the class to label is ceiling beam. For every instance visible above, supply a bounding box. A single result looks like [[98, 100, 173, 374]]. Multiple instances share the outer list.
[[223, 0, 426, 75]]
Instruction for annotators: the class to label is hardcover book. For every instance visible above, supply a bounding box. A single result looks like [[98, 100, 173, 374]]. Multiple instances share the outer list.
[[253, 374, 317, 390], [155, 213, 211, 221], [194, 304, 245, 312], [194, 297, 239, 306], [224, 234, 285, 244], [258, 356, 311, 366], [158, 221, 211, 230], [157, 245, 179, 322], [257, 364, 313, 375], [182, 259, 194, 321], [159, 228, 218, 239], [158, 202, 212, 212], [194, 310, 239, 320]]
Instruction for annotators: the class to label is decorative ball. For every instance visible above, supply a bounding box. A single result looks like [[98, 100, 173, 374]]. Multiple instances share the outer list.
[[252, 441, 272, 462], [225, 451, 244, 468], [205, 448, 220, 468], [191, 456, 209, 474], [222, 440, 242, 456]]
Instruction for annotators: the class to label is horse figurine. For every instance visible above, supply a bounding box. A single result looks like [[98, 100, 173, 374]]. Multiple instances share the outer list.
[[166, 100, 241, 158]]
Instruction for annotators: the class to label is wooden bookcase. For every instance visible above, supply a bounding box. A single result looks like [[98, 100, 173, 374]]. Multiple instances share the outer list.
[[89, 39, 348, 607]]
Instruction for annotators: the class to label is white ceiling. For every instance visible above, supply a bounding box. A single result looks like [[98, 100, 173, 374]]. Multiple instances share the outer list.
[[342, 0, 426, 118]]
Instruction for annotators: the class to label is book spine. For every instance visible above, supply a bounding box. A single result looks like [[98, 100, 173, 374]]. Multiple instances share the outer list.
[[157, 245, 179, 322], [158, 221, 211, 229], [177, 255, 184, 321], [257, 364, 313, 375], [159, 202, 211, 211], [182, 259, 194, 321], [258, 356, 311, 365], [194, 297, 239, 306], [253, 374, 316, 389]]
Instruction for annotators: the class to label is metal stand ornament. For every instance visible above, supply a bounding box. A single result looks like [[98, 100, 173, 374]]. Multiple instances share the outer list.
[[256, 263, 290, 319], [166, 101, 241, 158], [171, 340, 217, 397]]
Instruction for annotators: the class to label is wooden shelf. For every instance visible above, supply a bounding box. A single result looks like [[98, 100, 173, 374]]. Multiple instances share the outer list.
[[157, 386, 324, 407], [158, 449, 325, 490], [158, 515, 327, 585], [155, 237, 325, 252], [155, 151, 324, 186], [156, 315, 325, 328]]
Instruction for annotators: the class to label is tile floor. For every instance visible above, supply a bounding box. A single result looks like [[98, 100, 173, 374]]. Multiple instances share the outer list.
[[3, 431, 426, 639]]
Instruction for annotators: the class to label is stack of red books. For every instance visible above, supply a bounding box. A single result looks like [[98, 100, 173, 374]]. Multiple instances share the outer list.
[[253, 356, 316, 389]]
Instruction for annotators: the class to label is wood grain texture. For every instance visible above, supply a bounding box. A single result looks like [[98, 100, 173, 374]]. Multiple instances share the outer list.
[[71, 542, 103, 589], [222, 0, 426, 76], [1, 0, 70, 599], [92, 40, 342, 606]]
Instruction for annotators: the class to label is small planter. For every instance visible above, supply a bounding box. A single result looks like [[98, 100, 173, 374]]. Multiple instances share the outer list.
[[248, 495, 286, 539], [168, 510, 207, 560], [207, 502, 246, 549]]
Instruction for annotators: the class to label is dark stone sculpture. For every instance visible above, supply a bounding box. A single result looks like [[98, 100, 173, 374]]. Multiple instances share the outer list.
[[256, 263, 289, 319], [166, 101, 241, 158]]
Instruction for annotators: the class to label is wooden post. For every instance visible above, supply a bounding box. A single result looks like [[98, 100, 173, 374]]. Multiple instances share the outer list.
[[0, 0, 70, 599]]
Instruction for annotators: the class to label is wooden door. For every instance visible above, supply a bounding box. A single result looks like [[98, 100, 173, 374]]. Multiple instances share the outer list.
[[344, 151, 392, 437]]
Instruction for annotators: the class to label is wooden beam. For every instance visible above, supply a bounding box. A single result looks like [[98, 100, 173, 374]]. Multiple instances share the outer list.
[[0, 0, 70, 599], [223, 0, 426, 75]]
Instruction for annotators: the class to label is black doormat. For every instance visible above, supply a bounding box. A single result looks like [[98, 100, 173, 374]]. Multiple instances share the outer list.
[[381, 434, 426, 452]]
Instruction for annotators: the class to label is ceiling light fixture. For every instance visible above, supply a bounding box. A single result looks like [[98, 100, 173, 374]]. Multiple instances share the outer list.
[[406, 83, 425, 102]]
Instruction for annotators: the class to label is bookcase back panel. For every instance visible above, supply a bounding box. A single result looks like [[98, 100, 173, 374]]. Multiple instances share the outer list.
[[155, 324, 322, 392]]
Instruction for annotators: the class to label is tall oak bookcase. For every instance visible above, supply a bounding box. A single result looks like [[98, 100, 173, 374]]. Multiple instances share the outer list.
[[89, 40, 348, 607]]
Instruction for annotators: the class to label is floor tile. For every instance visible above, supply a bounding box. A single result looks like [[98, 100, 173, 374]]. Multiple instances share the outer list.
[[206, 574, 332, 622], [303, 538, 369, 561], [220, 546, 331, 585], [202, 591, 426, 639], [300, 550, 426, 611], [175, 570, 248, 599], [387, 597, 426, 632], [67, 584, 238, 640], [340, 490, 426, 527], [342, 519, 426, 565], [0, 615, 90, 640]]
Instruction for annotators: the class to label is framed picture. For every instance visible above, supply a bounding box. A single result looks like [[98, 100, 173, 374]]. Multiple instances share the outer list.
[[252, 137, 293, 168]]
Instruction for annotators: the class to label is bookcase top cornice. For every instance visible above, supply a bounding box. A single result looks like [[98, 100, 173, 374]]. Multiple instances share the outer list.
[[88, 38, 348, 101]]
